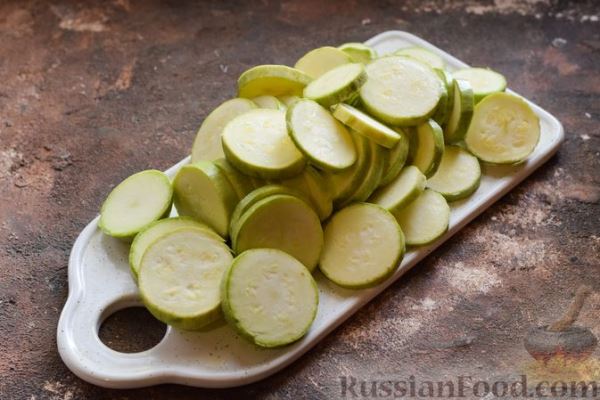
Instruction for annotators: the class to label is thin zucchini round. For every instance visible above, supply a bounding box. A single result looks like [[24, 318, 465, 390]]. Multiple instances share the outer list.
[[369, 165, 426, 214], [453, 67, 507, 103], [338, 42, 376, 64], [412, 119, 445, 178], [221, 248, 318, 348], [427, 146, 481, 201], [331, 103, 401, 148], [320, 203, 405, 289], [303, 63, 367, 107], [301, 166, 334, 221], [393, 189, 450, 246], [287, 99, 357, 171], [99, 170, 173, 240], [213, 158, 255, 201], [238, 65, 312, 98], [444, 79, 474, 144], [379, 128, 410, 186], [349, 139, 385, 203], [251, 95, 285, 110], [294, 46, 351, 78], [222, 109, 305, 179], [394, 47, 445, 69]]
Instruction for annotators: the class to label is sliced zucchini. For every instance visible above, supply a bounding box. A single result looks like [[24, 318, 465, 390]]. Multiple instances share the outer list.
[[129, 217, 222, 281], [379, 128, 410, 186], [232, 194, 323, 272], [294, 46, 351, 78], [444, 79, 474, 144], [350, 139, 385, 202], [173, 161, 237, 238], [360, 56, 443, 126], [221, 248, 318, 348], [427, 146, 481, 201], [237, 65, 312, 98], [251, 95, 285, 110], [331, 103, 401, 148], [278, 95, 301, 107], [432, 69, 450, 125], [394, 46, 445, 69], [393, 189, 450, 246], [465, 92, 540, 164], [287, 99, 356, 171], [338, 42, 376, 64], [139, 226, 233, 330], [303, 63, 366, 107], [453, 67, 507, 103], [99, 170, 173, 239], [222, 109, 305, 179], [191, 98, 257, 162], [213, 158, 255, 200], [302, 166, 333, 221], [412, 119, 445, 178], [320, 203, 404, 289], [369, 165, 426, 213]]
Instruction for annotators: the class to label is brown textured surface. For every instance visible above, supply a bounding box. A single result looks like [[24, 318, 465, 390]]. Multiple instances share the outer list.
[[1, 0, 599, 398]]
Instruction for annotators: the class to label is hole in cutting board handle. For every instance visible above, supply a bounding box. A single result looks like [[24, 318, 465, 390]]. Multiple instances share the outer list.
[[98, 306, 167, 354]]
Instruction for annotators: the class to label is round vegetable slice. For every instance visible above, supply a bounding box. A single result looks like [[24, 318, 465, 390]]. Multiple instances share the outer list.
[[338, 42, 376, 64], [294, 46, 351, 78], [173, 161, 238, 238], [432, 69, 450, 125], [360, 56, 443, 126], [369, 166, 426, 213], [303, 63, 366, 107], [412, 119, 445, 178], [139, 226, 233, 330], [349, 139, 385, 202], [99, 170, 172, 239], [221, 249, 318, 348], [393, 189, 450, 246], [393, 47, 445, 69], [427, 146, 481, 201], [320, 203, 404, 289], [251, 95, 285, 110], [278, 95, 300, 107], [191, 98, 257, 162], [222, 109, 305, 179], [465, 92, 540, 164], [331, 103, 401, 148], [302, 166, 334, 221], [233, 194, 323, 272], [287, 99, 356, 171], [213, 158, 255, 201], [237, 65, 312, 98], [444, 79, 474, 144], [129, 217, 222, 280], [453, 67, 507, 103], [379, 128, 410, 186]]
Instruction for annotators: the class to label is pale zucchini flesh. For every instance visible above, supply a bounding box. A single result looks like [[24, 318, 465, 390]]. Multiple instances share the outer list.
[[99, 170, 173, 239], [369, 165, 426, 213], [191, 98, 257, 163], [139, 227, 233, 330], [427, 146, 481, 201], [349, 139, 385, 203], [444, 79, 474, 144], [393, 47, 445, 69], [287, 99, 356, 171], [338, 42, 376, 64], [360, 56, 443, 126], [453, 67, 507, 103], [221, 249, 318, 348], [465, 92, 540, 164], [238, 65, 312, 98], [233, 194, 323, 272], [213, 158, 255, 201], [222, 109, 305, 179], [294, 46, 351, 79], [412, 119, 445, 178], [331, 103, 401, 148], [379, 127, 410, 187], [393, 189, 450, 246], [320, 203, 405, 289], [303, 63, 367, 107], [301, 166, 334, 221], [251, 95, 285, 110], [172, 161, 238, 238]]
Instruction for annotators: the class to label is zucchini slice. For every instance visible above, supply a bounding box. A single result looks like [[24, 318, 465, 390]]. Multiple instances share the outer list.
[[302, 166, 334, 221], [287, 99, 356, 171], [251, 95, 285, 110], [338, 42, 376, 64], [99, 170, 173, 239], [232, 194, 323, 272], [191, 98, 257, 162], [303, 63, 366, 107], [360, 56, 443, 126], [294, 46, 351, 78], [394, 46, 445, 69], [139, 226, 233, 330], [465, 92, 540, 164], [320, 203, 404, 289], [331, 103, 401, 148], [222, 109, 305, 179], [393, 189, 450, 246], [412, 119, 445, 178], [129, 217, 222, 281], [349, 139, 385, 202], [427, 146, 481, 201], [238, 65, 312, 98], [379, 127, 410, 186], [278, 95, 300, 107], [173, 161, 238, 238], [444, 79, 474, 144], [453, 67, 507, 103], [221, 248, 318, 348], [213, 158, 255, 201], [432, 69, 451, 125], [369, 165, 426, 213]]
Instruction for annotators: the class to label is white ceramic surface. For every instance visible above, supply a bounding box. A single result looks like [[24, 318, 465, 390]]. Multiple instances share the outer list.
[[57, 31, 564, 389]]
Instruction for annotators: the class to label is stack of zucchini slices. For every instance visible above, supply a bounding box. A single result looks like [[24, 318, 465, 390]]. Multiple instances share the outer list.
[[98, 42, 540, 348]]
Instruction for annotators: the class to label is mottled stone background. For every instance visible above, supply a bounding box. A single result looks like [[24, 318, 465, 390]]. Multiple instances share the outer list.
[[0, 0, 598, 399]]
